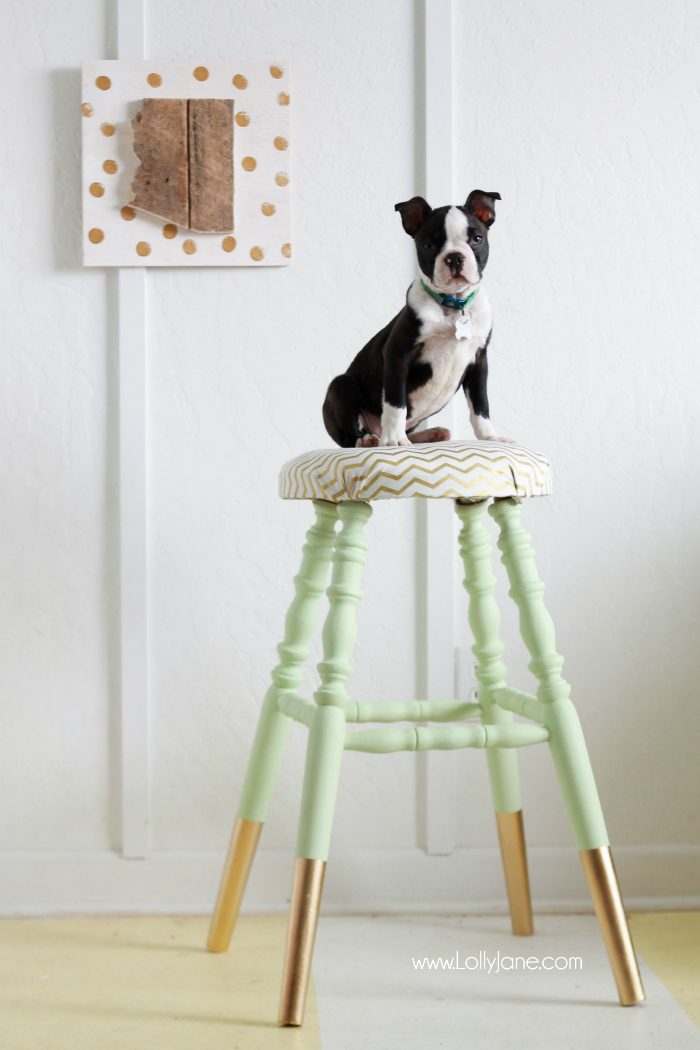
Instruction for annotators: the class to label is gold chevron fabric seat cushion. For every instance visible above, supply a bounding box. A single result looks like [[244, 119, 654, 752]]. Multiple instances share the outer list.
[[279, 440, 552, 503]]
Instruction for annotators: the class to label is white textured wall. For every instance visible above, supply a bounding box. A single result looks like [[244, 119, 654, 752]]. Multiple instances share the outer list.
[[146, 0, 418, 853], [1, 0, 420, 908], [453, 0, 700, 855], [2, 0, 699, 913], [0, 3, 114, 851]]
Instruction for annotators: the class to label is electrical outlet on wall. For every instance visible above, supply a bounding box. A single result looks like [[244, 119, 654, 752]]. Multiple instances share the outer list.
[[454, 645, 478, 705]]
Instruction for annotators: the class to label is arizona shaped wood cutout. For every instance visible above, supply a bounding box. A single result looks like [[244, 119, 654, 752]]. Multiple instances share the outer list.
[[130, 98, 233, 232]]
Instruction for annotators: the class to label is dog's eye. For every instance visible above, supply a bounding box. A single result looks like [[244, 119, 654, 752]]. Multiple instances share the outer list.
[[422, 239, 433, 251], [470, 233, 483, 245]]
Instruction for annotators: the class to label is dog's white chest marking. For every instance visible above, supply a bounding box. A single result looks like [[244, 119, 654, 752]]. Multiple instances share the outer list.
[[409, 326, 473, 426], [406, 280, 492, 429]]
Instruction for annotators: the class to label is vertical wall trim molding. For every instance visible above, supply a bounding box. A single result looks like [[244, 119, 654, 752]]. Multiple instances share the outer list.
[[416, 0, 458, 855], [116, 0, 150, 858]]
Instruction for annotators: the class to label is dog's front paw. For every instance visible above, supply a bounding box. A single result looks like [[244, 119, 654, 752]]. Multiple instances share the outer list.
[[483, 434, 517, 444], [380, 432, 411, 447]]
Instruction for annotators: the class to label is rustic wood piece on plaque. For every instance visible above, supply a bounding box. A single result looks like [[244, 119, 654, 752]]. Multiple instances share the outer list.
[[188, 99, 234, 232], [129, 98, 234, 232], [130, 98, 189, 227]]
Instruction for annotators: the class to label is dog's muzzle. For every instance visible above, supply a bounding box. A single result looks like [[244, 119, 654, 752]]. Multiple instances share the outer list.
[[444, 252, 465, 277]]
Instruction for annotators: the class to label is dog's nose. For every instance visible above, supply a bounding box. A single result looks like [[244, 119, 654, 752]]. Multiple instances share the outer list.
[[445, 252, 464, 275]]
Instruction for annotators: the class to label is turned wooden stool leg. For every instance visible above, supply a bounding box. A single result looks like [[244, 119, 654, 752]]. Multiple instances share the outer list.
[[207, 501, 338, 953], [490, 498, 644, 1006], [278, 705, 346, 1027], [455, 500, 533, 936], [278, 501, 371, 1026]]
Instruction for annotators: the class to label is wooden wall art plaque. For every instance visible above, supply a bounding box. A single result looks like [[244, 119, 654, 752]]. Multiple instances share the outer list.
[[81, 60, 291, 267]]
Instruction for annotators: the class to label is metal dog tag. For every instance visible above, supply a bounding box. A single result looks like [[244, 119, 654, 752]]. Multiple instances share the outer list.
[[455, 311, 472, 340]]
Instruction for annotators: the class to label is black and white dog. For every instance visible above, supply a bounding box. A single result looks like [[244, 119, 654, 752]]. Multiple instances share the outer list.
[[323, 190, 509, 448]]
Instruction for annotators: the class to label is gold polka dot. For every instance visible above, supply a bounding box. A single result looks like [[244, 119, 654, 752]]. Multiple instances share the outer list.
[[235, 112, 250, 127], [273, 136, 288, 151], [102, 159, 118, 175], [250, 246, 264, 261], [121, 205, 136, 221], [242, 156, 257, 172], [162, 223, 177, 239], [281, 242, 291, 258], [232, 73, 248, 89], [89, 182, 104, 198], [100, 122, 115, 136], [222, 236, 237, 252], [136, 241, 151, 257], [193, 66, 209, 81], [270, 65, 284, 79], [182, 239, 197, 255], [275, 171, 289, 187], [95, 75, 111, 91], [81, 103, 94, 117], [147, 72, 162, 87], [277, 92, 290, 106], [88, 228, 104, 244], [261, 202, 276, 216]]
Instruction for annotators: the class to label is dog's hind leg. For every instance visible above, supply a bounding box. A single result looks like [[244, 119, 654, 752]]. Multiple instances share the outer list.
[[408, 426, 451, 444], [323, 374, 375, 448]]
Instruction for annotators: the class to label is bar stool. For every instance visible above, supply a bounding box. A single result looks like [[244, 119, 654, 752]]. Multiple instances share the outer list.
[[206, 439, 645, 1025]]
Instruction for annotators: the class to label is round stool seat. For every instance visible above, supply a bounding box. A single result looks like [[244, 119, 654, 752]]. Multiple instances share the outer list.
[[279, 439, 552, 503]]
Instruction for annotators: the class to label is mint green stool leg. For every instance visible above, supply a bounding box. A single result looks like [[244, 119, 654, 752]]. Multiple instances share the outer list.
[[279, 501, 372, 1026], [489, 497, 644, 1005], [489, 499, 606, 848], [455, 500, 534, 936], [207, 500, 338, 953]]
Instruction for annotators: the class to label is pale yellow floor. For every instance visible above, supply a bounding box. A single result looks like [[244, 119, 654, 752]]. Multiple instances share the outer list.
[[1, 912, 697, 1049], [0, 915, 320, 1050], [629, 911, 700, 1026]]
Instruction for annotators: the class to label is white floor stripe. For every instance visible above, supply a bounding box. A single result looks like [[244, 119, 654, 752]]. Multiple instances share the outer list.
[[314, 914, 697, 1049]]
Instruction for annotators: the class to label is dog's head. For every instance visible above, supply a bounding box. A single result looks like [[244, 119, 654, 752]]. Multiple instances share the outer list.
[[394, 190, 500, 294]]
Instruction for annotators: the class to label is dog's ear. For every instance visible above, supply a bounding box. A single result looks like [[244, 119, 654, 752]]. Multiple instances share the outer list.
[[465, 190, 501, 228], [394, 196, 432, 237]]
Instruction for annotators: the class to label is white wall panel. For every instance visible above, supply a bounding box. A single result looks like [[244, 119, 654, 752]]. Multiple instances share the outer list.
[[2, 0, 698, 912], [0, 1, 114, 850], [452, 0, 700, 851], [146, 0, 418, 852]]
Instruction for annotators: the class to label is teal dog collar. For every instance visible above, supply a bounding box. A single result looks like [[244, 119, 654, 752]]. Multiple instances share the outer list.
[[420, 280, 479, 311]]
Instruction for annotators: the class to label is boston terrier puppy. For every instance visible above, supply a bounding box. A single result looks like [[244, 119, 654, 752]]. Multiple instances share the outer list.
[[323, 190, 509, 448]]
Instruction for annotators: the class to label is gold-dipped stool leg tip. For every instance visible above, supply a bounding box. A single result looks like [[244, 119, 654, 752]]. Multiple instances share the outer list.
[[495, 809, 534, 936], [580, 846, 645, 1006], [206, 817, 263, 953], [277, 858, 326, 1027]]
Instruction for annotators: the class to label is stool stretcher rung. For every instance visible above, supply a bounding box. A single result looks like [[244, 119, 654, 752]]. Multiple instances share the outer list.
[[491, 686, 546, 724], [343, 699, 481, 723], [278, 693, 315, 727], [344, 722, 549, 754], [278, 694, 482, 726]]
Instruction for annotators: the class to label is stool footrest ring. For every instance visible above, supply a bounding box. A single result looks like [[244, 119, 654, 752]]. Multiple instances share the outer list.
[[278, 693, 483, 725], [491, 686, 546, 724], [344, 722, 549, 753]]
